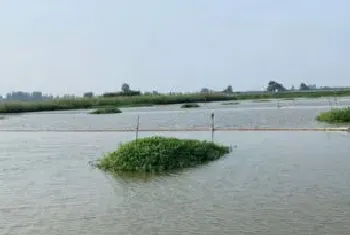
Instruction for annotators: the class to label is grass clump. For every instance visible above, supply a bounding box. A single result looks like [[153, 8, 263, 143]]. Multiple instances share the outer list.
[[181, 103, 200, 108], [252, 99, 271, 103], [221, 102, 240, 105], [90, 107, 122, 114], [316, 107, 350, 123], [97, 136, 230, 173]]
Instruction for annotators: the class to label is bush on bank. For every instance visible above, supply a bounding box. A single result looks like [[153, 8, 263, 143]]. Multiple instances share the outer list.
[[316, 107, 350, 123], [97, 136, 230, 173]]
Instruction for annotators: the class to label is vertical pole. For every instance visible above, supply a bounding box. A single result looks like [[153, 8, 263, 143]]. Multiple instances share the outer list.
[[211, 111, 215, 143], [136, 114, 140, 141]]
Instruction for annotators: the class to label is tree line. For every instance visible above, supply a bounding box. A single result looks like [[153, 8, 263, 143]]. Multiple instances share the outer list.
[[83, 81, 315, 98]]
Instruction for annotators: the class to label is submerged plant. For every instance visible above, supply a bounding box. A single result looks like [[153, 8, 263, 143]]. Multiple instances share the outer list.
[[181, 103, 200, 108], [221, 102, 240, 105], [316, 107, 350, 123], [97, 136, 230, 173], [90, 107, 122, 114]]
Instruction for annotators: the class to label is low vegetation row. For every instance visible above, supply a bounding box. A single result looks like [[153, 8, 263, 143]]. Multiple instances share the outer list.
[[1, 89, 350, 114]]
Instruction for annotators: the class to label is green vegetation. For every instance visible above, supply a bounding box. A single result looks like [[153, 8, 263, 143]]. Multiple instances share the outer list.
[[1, 89, 350, 114], [252, 99, 271, 103], [0, 94, 234, 114], [316, 107, 350, 123], [90, 107, 122, 114], [221, 102, 240, 105], [97, 136, 230, 173], [181, 103, 200, 108]]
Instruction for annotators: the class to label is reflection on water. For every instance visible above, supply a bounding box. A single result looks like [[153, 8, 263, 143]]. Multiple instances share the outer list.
[[1, 99, 350, 234]]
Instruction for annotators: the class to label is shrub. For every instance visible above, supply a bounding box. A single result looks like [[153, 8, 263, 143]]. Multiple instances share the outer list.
[[97, 136, 230, 173]]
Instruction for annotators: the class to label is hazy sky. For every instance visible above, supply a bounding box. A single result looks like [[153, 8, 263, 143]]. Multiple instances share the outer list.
[[0, 0, 349, 96]]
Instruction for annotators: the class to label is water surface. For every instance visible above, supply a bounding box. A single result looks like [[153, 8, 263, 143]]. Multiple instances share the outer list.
[[1, 98, 350, 234]]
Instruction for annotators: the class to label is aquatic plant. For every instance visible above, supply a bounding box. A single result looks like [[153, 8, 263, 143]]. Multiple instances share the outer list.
[[252, 99, 271, 103], [181, 103, 200, 108], [97, 136, 230, 173], [316, 107, 350, 123], [90, 107, 122, 114], [221, 102, 240, 105]]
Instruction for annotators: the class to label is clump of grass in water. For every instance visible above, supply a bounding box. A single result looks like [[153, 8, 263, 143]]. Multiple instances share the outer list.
[[181, 103, 200, 108], [221, 102, 240, 105], [97, 136, 230, 173], [252, 99, 271, 103], [316, 107, 350, 123], [90, 107, 122, 114]]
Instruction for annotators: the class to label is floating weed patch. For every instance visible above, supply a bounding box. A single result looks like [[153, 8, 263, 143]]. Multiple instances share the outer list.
[[221, 102, 240, 105], [252, 99, 271, 103], [97, 136, 230, 173], [90, 107, 122, 114], [316, 107, 350, 123], [181, 103, 200, 108]]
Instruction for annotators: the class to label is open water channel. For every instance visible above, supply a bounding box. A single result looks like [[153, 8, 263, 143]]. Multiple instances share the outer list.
[[1, 98, 350, 234]]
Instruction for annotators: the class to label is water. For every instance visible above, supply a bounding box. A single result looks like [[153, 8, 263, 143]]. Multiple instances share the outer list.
[[1, 98, 350, 234]]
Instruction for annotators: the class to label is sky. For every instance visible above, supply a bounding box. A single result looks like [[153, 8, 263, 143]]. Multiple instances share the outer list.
[[0, 0, 349, 96]]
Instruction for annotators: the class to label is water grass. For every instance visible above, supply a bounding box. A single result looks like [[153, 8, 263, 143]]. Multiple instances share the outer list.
[[181, 103, 200, 108], [90, 107, 122, 114], [221, 102, 240, 105], [252, 99, 271, 103], [316, 107, 350, 123], [97, 136, 230, 173]]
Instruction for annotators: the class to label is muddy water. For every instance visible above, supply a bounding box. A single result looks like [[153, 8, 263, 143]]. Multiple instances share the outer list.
[[1, 99, 350, 234]]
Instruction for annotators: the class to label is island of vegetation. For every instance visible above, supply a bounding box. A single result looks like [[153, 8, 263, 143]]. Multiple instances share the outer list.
[[316, 107, 350, 123], [181, 103, 200, 108], [97, 136, 230, 173], [221, 102, 240, 105], [90, 107, 122, 114]]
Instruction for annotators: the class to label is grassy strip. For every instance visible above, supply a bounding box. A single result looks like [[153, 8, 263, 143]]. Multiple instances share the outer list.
[[97, 136, 230, 173], [90, 107, 122, 114], [316, 107, 350, 123], [0, 94, 234, 114], [1, 90, 350, 114]]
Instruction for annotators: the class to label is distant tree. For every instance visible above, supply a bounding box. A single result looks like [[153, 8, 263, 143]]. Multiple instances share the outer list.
[[267, 81, 286, 92], [121, 83, 130, 92], [200, 88, 209, 93], [291, 85, 295, 91], [83, 92, 93, 98], [299, 83, 309, 91]]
